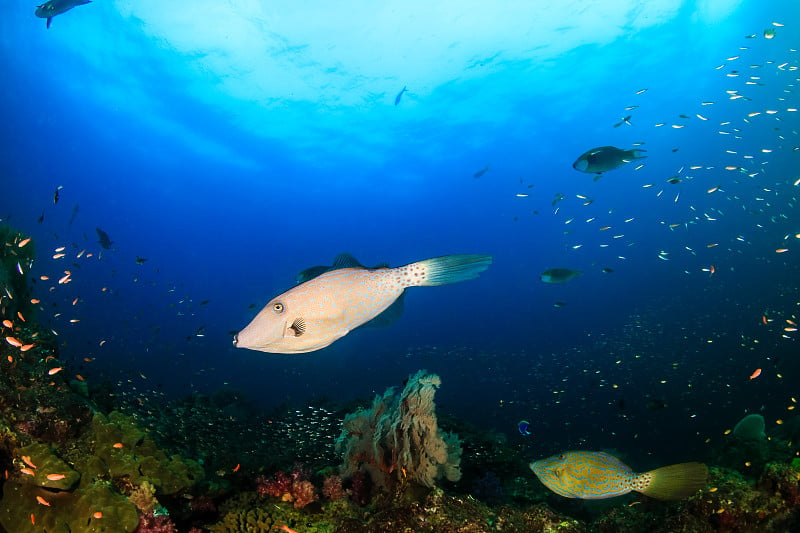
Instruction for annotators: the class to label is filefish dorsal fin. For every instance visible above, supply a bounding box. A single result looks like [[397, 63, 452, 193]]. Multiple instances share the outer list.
[[331, 253, 365, 269]]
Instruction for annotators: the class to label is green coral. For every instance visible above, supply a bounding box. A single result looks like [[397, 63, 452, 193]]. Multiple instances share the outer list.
[[0, 411, 204, 532], [16, 442, 80, 490], [0, 480, 139, 532], [208, 507, 279, 533], [72, 411, 204, 495]]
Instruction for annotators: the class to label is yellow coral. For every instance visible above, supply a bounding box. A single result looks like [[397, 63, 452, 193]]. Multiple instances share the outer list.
[[208, 508, 277, 532], [128, 480, 158, 513]]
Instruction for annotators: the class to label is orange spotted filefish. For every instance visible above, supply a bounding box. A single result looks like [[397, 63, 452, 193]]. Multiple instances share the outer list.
[[530, 451, 708, 500], [234, 254, 492, 354]]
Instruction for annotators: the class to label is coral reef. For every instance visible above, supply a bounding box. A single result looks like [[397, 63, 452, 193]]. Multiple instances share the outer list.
[[134, 511, 178, 532], [0, 409, 204, 532], [336, 370, 462, 502], [255, 466, 318, 509], [0, 478, 140, 532], [70, 411, 204, 497], [2, 252, 800, 532], [322, 474, 345, 501]]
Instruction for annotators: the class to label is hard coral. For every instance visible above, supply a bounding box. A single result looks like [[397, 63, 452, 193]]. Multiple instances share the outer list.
[[256, 470, 292, 499], [134, 511, 177, 533]]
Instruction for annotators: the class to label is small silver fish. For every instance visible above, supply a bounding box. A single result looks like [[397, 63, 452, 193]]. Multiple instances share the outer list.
[[235, 254, 492, 353]]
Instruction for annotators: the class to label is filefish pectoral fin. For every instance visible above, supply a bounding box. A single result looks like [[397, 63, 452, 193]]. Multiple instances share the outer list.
[[287, 318, 306, 337]]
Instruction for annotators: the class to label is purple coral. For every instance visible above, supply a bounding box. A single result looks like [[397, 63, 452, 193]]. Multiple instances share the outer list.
[[348, 471, 371, 506], [255, 465, 318, 508], [134, 511, 177, 533], [290, 479, 318, 508], [256, 470, 293, 499]]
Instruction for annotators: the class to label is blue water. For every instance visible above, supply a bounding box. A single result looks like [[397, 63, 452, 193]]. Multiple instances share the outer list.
[[2, 1, 799, 468]]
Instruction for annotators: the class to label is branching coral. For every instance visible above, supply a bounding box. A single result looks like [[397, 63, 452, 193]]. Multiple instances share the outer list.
[[335, 370, 462, 499]]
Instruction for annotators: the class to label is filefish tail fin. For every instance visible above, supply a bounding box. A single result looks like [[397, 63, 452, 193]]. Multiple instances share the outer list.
[[630, 149, 647, 159], [406, 254, 493, 287], [636, 462, 708, 500]]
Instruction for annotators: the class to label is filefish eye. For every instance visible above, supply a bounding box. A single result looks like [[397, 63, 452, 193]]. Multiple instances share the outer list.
[[272, 302, 284, 313]]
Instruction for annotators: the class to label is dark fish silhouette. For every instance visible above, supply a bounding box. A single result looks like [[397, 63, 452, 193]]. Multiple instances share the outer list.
[[573, 146, 647, 176], [473, 165, 490, 178], [540, 268, 582, 284], [35, 0, 91, 28], [394, 86, 408, 106], [96, 227, 112, 249], [68, 204, 80, 229]]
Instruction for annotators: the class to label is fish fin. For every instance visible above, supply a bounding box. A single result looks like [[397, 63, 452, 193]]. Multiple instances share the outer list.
[[331, 253, 364, 270], [630, 149, 648, 159], [46, 17, 52, 28], [636, 462, 708, 500], [358, 293, 405, 329], [593, 174, 602, 181], [404, 254, 492, 287], [288, 318, 306, 337]]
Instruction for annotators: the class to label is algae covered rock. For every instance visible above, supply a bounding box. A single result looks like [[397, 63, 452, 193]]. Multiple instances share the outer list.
[[0, 480, 139, 532]]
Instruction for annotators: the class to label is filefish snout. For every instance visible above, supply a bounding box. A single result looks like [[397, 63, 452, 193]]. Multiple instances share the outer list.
[[234, 300, 292, 352]]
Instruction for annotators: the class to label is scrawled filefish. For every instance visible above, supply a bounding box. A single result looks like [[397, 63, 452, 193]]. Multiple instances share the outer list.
[[296, 252, 403, 329], [530, 451, 707, 500], [234, 254, 492, 354]]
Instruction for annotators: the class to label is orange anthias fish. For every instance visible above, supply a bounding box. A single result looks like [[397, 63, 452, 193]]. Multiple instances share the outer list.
[[530, 451, 708, 500], [234, 254, 492, 354]]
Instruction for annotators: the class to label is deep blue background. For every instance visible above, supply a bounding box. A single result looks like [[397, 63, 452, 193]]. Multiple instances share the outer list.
[[2, 0, 799, 468]]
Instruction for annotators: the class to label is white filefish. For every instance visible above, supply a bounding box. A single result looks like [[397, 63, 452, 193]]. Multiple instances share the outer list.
[[234, 254, 492, 354]]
